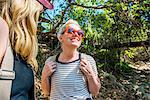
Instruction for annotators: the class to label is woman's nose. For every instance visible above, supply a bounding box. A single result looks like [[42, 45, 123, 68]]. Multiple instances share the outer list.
[[73, 32, 79, 36]]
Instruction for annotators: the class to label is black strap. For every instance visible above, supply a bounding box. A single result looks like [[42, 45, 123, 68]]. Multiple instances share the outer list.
[[0, 55, 4, 67], [55, 53, 60, 62], [56, 52, 81, 64], [79, 53, 81, 60], [86, 98, 92, 100]]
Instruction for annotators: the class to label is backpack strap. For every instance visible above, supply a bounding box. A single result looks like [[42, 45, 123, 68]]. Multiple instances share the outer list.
[[80, 53, 97, 98], [45, 55, 57, 64], [0, 39, 15, 100], [80, 53, 87, 60]]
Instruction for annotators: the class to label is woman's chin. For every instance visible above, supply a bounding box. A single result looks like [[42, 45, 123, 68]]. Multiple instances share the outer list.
[[69, 43, 80, 48]]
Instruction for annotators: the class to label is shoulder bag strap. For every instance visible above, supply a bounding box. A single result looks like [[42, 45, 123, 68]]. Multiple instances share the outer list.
[[80, 53, 93, 98], [0, 38, 15, 100]]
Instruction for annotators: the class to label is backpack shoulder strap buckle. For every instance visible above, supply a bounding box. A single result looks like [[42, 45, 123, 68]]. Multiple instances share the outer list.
[[0, 69, 15, 80]]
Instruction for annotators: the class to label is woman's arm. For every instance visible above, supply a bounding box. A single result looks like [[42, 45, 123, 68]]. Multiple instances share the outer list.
[[80, 58, 101, 96], [86, 72, 101, 96], [41, 61, 56, 96], [0, 17, 9, 65], [41, 72, 51, 96]]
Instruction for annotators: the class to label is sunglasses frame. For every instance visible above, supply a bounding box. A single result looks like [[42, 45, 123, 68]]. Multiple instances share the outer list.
[[64, 26, 84, 37]]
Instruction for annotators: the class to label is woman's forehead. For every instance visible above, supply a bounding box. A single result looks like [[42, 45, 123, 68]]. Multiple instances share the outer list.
[[67, 24, 80, 30]]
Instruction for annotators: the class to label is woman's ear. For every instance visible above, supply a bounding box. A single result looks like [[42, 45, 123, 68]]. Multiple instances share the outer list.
[[58, 35, 63, 42]]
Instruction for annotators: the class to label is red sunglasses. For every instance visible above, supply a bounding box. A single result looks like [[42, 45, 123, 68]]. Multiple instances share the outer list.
[[64, 27, 84, 37]]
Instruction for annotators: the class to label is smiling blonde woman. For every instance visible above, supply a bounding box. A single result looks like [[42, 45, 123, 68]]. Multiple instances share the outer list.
[[41, 19, 101, 100]]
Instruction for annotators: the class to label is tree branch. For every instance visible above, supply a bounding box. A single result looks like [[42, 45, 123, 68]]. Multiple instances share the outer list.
[[96, 40, 150, 49], [70, 3, 110, 9], [49, 4, 70, 34]]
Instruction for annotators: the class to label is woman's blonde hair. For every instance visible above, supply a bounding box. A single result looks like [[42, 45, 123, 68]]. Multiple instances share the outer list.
[[57, 19, 80, 39], [0, 0, 6, 14], [1, 0, 43, 71]]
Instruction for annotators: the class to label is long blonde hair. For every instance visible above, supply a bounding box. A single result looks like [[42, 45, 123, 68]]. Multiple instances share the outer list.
[[0, 0, 6, 14], [1, 0, 43, 71]]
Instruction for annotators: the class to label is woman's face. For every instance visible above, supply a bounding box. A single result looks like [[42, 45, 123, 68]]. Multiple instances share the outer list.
[[60, 24, 84, 48]]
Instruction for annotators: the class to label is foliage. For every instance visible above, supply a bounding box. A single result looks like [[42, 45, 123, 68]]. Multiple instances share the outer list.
[[97, 69, 150, 100], [95, 49, 132, 74], [39, 0, 149, 42], [115, 61, 132, 73], [121, 47, 150, 63], [37, 0, 150, 78]]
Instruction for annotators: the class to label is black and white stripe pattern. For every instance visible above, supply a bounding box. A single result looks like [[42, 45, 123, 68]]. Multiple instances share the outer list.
[[45, 53, 98, 100]]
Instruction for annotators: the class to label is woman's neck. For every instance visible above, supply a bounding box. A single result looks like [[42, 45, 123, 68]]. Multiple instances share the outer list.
[[59, 47, 79, 62]]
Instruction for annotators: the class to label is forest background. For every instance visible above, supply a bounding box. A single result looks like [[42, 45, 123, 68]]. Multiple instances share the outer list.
[[36, 0, 150, 100]]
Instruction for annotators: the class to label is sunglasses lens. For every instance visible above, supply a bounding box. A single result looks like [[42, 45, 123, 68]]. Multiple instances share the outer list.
[[68, 28, 74, 33], [78, 30, 84, 37], [66, 27, 84, 37]]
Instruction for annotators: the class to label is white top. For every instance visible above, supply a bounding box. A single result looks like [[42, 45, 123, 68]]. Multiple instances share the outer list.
[[45, 53, 98, 100]]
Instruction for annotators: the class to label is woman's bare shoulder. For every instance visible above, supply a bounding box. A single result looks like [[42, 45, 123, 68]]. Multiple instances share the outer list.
[[0, 16, 9, 35]]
